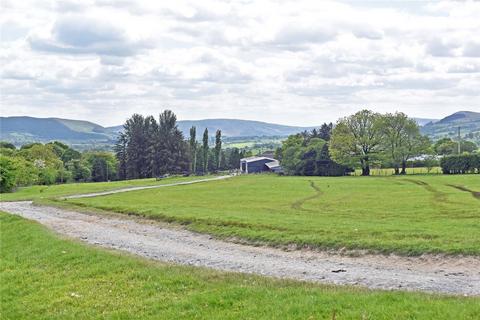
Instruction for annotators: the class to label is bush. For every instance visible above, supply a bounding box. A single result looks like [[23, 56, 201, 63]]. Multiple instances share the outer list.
[[440, 154, 480, 174]]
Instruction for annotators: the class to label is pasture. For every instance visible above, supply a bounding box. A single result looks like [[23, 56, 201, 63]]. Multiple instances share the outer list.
[[63, 174, 480, 255], [2, 213, 479, 319]]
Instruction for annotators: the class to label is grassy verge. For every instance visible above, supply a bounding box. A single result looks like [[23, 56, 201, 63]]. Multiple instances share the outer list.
[[0, 175, 216, 201], [1, 212, 479, 319], [63, 174, 480, 256]]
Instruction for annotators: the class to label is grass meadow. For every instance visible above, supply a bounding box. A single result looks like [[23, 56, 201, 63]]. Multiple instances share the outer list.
[[62, 174, 480, 255], [2, 213, 479, 319]]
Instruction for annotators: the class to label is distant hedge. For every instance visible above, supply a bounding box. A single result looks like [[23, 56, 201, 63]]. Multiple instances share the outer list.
[[440, 154, 480, 174]]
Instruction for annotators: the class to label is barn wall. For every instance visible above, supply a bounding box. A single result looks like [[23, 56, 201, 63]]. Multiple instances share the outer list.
[[246, 159, 271, 173]]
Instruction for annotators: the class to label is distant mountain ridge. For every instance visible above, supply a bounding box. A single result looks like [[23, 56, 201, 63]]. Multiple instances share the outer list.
[[103, 119, 318, 137], [1, 111, 478, 149], [0, 116, 317, 148]]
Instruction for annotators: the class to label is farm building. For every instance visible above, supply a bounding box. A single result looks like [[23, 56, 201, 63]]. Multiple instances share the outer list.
[[240, 156, 283, 174]]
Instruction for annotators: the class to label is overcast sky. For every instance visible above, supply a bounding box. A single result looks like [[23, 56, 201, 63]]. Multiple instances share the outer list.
[[1, 0, 479, 126]]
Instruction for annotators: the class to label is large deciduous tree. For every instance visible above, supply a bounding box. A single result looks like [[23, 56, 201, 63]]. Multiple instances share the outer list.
[[381, 112, 430, 174], [330, 109, 383, 176]]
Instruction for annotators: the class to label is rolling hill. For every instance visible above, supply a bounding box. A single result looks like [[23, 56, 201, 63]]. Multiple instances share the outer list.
[[1, 111, 478, 149], [420, 111, 480, 144], [0, 116, 316, 149], [0, 117, 117, 150]]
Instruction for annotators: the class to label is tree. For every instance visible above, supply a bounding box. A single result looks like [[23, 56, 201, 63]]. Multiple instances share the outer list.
[[114, 132, 128, 180], [18, 144, 64, 184], [0, 141, 15, 150], [67, 159, 91, 182], [460, 140, 478, 154], [0, 156, 17, 192], [83, 152, 117, 182], [144, 115, 159, 177], [398, 133, 431, 174], [214, 129, 222, 170], [278, 134, 304, 175], [315, 144, 350, 176], [91, 157, 108, 182], [154, 110, 188, 175], [434, 138, 457, 155], [47, 141, 81, 164], [189, 126, 197, 174], [202, 128, 209, 173], [330, 110, 383, 176], [123, 114, 149, 179], [318, 123, 333, 141], [225, 148, 244, 170], [380, 112, 428, 175]]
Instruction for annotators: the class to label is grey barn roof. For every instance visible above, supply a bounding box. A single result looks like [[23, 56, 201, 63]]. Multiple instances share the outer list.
[[264, 160, 280, 169], [240, 156, 275, 163]]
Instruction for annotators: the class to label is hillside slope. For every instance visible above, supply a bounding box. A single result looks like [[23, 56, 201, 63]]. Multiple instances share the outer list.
[[420, 111, 480, 143], [0, 116, 315, 147], [0, 117, 115, 149], [2, 111, 478, 148]]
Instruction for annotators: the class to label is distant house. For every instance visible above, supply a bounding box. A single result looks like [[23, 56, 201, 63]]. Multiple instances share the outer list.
[[240, 156, 283, 174]]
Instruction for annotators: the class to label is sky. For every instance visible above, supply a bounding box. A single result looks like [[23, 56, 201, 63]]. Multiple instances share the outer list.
[[1, 0, 480, 127]]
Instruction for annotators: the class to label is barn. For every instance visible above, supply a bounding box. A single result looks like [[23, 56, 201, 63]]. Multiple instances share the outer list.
[[240, 156, 283, 174]]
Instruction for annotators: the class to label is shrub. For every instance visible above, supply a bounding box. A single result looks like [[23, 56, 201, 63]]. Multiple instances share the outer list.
[[440, 154, 479, 174]]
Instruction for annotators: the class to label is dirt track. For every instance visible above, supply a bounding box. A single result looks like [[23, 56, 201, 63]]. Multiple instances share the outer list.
[[1, 201, 479, 296]]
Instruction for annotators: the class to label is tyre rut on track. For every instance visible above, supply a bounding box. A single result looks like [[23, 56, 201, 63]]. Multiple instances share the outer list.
[[291, 181, 322, 210]]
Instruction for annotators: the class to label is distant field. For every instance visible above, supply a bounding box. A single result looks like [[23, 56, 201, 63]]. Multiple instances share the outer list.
[[223, 137, 284, 149], [64, 174, 480, 255], [0, 175, 212, 201], [2, 213, 479, 319]]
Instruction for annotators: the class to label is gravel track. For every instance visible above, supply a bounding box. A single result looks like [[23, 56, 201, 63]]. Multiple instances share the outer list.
[[1, 201, 479, 296], [64, 175, 232, 199]]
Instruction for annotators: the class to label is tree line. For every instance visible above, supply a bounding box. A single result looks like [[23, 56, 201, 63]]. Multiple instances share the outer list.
[[114, 110, 247, 180], [0, 141, 117, 192], [276, 123, 350, 176], [278, 110, 478, 176]]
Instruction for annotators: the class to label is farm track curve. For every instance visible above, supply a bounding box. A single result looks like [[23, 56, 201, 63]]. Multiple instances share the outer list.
[[1, 200, 479, 296]]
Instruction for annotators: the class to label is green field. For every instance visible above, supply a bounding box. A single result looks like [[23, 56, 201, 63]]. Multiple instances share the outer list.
[[62, 174, 480, 255], [0, 175, 213, 202], [1, 213, 479, 319]]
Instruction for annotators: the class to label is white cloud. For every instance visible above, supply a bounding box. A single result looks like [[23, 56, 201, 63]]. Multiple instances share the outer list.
[[1, 0, 479, 126]]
